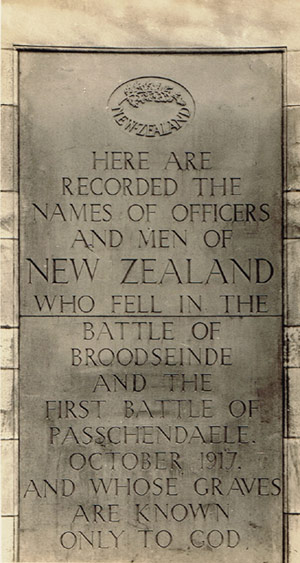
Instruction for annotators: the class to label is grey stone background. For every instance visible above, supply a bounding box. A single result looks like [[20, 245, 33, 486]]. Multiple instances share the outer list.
[[1, 0, 299, 561]]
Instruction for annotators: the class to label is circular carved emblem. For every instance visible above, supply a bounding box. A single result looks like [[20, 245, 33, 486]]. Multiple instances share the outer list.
[[108, 76, 195, 137]]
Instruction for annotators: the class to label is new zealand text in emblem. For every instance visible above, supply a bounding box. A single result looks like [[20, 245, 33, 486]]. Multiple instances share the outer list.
[[108, 76, 195, 137]]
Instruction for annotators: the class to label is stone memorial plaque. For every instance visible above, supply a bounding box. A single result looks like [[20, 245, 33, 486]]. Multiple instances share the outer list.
[[19, 49, 283, 562]]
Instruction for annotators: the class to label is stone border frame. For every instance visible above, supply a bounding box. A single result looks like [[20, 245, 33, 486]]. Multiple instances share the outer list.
[[1, 45, 299, 562]]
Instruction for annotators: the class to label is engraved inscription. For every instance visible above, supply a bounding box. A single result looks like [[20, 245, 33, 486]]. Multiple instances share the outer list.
[[19, 51, 283, 562]]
